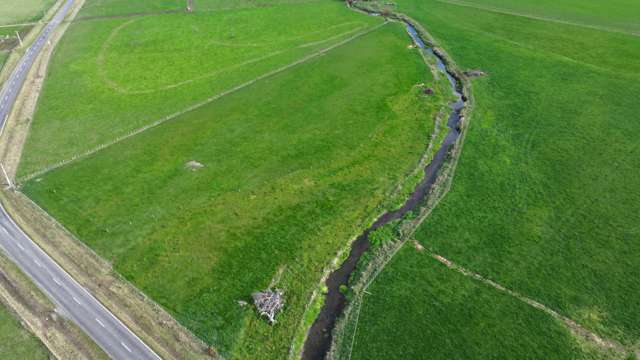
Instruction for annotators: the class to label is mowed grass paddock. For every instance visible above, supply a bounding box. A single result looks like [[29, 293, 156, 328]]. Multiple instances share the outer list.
[[21, 2, 448, 356], [18, 1, 381, 177], [343, 0, 640, 358]]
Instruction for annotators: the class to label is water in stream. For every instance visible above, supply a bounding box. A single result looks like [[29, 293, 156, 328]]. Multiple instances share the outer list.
[[301, 22, 466, 360]]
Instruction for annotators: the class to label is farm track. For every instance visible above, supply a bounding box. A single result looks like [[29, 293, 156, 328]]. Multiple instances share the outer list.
[[18, 21, 388, 184]]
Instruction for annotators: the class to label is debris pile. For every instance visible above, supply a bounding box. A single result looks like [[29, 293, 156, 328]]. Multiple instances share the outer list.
[[252, 289, 284, 325], [185, 160, 204, 171]]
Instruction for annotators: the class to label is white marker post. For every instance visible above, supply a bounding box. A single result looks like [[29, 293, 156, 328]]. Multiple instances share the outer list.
[[15, 31, 23, 47], [0, 163, 13, 190]]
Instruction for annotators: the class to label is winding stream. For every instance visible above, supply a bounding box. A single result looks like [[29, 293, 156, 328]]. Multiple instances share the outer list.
[[300, 21, 467, 360]]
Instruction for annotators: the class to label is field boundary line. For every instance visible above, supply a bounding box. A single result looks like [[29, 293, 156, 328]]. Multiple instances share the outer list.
[[18, 21, 388, 184], [429, 252, 631, 356], [435, 0, 640, 37]]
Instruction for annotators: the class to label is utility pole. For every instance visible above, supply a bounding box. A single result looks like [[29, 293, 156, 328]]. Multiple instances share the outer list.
[[0, 163, 13, 190], [15, 31, 23, 47]]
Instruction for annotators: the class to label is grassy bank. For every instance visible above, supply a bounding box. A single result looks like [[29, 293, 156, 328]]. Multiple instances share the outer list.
[[0, 0, 56, 25], [340, 0, 640, 357], [0, 304, 49, 359], [0, 52, 8, 72], [21, 13, 448, 357]]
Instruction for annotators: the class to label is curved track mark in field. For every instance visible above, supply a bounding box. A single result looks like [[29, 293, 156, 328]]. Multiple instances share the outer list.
[[435, 0, 640, 37], [19, 22, 388, 183], [97, 20, 367, 94]]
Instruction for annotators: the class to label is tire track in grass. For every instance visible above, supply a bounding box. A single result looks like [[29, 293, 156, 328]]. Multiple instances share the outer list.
[[18, 21, 388, 184]]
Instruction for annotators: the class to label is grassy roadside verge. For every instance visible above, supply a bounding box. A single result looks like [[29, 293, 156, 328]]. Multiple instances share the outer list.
[[0, 190, 213, 359], [0, 0, 85, 182], [0, 243, 107, 359], [0, 300, 49, 360], [334, 0, 640, 358]]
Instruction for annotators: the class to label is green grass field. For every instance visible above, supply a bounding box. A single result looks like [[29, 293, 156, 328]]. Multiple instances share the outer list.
[[18, 1, 381, 177], [76, 0, 184, 18], [343, 0, 640, 357], [20, 2, 448, 356], [76, 0, 327, 17], [0, 0, 56, 25], [347, 247, 595, 360], [0, 304, 48, 359]]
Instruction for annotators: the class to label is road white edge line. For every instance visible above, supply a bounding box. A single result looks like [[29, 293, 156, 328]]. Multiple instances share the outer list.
[[0, 205, 162, 359]]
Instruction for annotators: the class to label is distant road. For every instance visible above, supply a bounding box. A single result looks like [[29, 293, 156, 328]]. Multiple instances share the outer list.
[[0, 1, 162, 359], [0, 0, 70, 127]]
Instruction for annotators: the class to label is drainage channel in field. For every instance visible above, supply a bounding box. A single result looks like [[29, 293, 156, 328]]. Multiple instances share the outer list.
[[301, 22, 466, 360]]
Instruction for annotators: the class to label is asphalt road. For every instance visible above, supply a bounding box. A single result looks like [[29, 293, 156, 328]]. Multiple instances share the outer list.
[[0, 1, 162, 359], [0, 0, 70, 128]]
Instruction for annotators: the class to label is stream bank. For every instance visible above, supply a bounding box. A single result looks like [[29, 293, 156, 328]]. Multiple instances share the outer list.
[[300, 8, 471, 359]]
